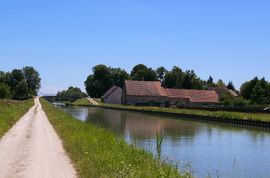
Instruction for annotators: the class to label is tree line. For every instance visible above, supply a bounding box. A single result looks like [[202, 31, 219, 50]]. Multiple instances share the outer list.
[[84, 64, 270, 105], [0, 66, 41, 100], [55, 86, 87, 102]]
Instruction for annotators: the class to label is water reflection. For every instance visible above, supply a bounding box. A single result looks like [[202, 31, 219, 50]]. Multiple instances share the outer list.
[[54, 103, 270, 178]]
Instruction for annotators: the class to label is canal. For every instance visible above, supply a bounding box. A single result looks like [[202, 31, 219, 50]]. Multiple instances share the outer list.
[[54, 104, 270, 178]]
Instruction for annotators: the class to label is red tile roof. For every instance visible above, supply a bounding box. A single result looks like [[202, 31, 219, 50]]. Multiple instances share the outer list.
[[124, 80, 219, 103], [208, 87, 239, 97], [125, 80, 167, 97], [166, 88, 219, 103]]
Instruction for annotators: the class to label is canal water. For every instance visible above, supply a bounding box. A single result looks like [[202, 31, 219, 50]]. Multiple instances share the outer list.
[[54, 104, 270, 178]]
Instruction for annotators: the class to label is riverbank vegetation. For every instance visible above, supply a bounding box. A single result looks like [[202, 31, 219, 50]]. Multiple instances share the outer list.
[[0, 66, 41, 100], [0, 99, 33, 138], [41, 99, 190, 178], [72, 98, 270, 123], [84, 64, 270, 106]]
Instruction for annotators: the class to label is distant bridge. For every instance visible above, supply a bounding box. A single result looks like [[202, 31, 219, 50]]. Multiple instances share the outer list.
[[42, 94, 56, 103]]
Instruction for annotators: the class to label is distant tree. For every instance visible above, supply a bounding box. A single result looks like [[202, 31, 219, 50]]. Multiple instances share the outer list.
[[155, 66, 167, 82], [0, 83, 10, 99], [22, 66, 41, 96], [182, 70, 203, 89], [216, 79, 226, 87], [0, 71, 5, 83], [85, 64, 113, 98], [110, 67, 130, 88], [56, 86, 87, 102], [227, 81, 235, 91], [240, 77, 270, 104], [7, 69, 24, 90], [13, 80, 28, 100], [163, 66, 184, 88], [206, 76, 216, 87], [130, 64, 157, 81]]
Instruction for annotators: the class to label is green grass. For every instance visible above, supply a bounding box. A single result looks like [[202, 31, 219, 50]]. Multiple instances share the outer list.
[[0, 99, 33, 138], [72, 98, 270, 123], [71, 98, 91, 105], [41, 98, 190, 178]]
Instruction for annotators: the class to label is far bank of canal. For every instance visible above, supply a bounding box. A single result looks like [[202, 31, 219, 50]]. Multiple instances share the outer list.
[[54, 103, 270, 178]]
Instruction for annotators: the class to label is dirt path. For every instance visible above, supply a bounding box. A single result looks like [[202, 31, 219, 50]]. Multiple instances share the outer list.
[[0, 98, 77, 178], [87, 97, 99, 105]]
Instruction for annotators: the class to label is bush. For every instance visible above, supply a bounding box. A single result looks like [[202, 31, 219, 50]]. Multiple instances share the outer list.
[[0, 83, 10, 99]]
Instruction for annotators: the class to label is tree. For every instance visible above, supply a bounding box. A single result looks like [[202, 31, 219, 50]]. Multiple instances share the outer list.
[[22, 66, 41, 96], [216, 79, 226, 87], [85, 65, 113, 98], [56, 86, 87, 102], [182, 70, 203, 89], [163, 66, 184, 88], [227, 81, 235, 91], [240, 77, 270, 104], [0, 83, 10, 99], [130, 64, 157, 81], [0, 71, 5, 83], [110, 67, 130, 88], [13, 80, 28, 100], [156, 67, 167, 82]]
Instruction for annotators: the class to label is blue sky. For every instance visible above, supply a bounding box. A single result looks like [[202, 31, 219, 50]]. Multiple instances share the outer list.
[[0, 0, 269, 94]]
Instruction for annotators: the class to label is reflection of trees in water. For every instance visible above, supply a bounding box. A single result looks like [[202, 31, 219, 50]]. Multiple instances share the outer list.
[[84, 107, 270, 143], [86, 108, 126, 134]]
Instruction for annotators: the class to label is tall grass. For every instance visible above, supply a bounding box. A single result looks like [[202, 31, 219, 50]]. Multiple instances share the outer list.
[[41, 99, 190, 178], [156, 132, 164, 163], [0, 99, 33, 138]]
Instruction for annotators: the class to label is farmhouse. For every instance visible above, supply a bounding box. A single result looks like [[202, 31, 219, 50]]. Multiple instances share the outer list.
[[166, 88, 219, 106], [121, 80, 219, 106], [121, 80, 168, 106], [102, 85, 123, 104]]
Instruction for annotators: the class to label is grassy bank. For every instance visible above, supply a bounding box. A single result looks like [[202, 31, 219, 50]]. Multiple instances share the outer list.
[[41, 99, 189, 178], [0, 99, 33, 138], [72, 98, 270, 124]]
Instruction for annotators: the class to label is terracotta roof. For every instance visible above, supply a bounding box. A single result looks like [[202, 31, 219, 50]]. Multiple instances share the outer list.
[[208, 87, 239, 97], [103, 85, 119, 98], [166, 88, 219, 103], [125, 80, 167, 97]]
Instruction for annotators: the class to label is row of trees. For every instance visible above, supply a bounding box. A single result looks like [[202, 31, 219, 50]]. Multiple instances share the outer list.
[[84, 64, 235, 97], [84, 64, 270, 105], [55, 86, 87, 102], [0, 67, 41, 100]]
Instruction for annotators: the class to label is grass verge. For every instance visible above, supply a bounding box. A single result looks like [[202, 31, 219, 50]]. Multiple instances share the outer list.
[[0, 99, 33, 138], [41, 98, 190, 178], [72, 98, 270, 124]]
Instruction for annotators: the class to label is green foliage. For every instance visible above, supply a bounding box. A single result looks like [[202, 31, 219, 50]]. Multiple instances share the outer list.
[[56, 86, 87, 102], [85, 64, 129, 98], [0, 67, 41, 100], [13, 80, 29, 100], [0, 99, 33, 138], [240, 77, 270, 105], [219, 93, 249, 106], [163, 67, 203, 89], [130, 64, 157, 81], [0, 83, 11, 99], [22, 66, 41, 95], [156, 66, 168, 82], [227, 81, 235, 91], [216, 79, 226, 87], [41, 99, 188, 178], [110, 67, 130, 88]]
